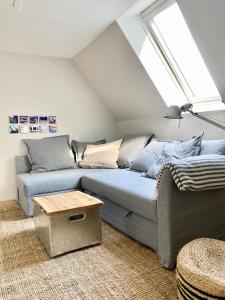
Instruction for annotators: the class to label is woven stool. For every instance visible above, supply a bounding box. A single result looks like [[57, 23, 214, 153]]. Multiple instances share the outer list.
[[176, 238, 225, 299]]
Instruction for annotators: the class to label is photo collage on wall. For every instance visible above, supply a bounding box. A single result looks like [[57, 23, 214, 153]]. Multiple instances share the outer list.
[[9, 115, 57, 134]]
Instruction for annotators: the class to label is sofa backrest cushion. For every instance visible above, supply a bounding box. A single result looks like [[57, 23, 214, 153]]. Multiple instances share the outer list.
[[118, 134, 154, 168], [131, 140, 167, 173], [23, 135, 76, 173], [15, 155, 31, 174], [71, 139, 106, 162], [79, 140, 122, 169], [200, 139, 225, 155], [146, 135, 203, 179]]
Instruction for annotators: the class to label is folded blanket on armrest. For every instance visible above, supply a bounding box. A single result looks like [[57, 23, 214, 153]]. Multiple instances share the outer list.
[[156, 155, 225, 191]]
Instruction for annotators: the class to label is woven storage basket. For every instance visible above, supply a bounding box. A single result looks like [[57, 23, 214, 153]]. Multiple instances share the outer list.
[[176, 238, 225, 299]]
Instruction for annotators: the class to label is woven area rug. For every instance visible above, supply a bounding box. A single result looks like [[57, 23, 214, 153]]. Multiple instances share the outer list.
[[0, 201, 177, 300]]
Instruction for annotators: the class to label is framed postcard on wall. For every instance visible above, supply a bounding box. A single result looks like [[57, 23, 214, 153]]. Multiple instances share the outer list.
[[9, 124, 19, 133], [19, 124, 29, 134], [39, 124, 49, 133], [49, 116, 56, 124], [30, 125, 39, 133], [9, 115, 18, 124], [49, 124, 57, 133], [39, 116, 48, 124], [19, 116, 28, 123], [30, 116, 39, 124]]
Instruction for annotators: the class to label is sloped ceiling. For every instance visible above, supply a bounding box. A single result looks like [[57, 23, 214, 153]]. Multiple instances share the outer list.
[[74, 0, 225, 121], [0, 0, 136, 58], [74, 22, 166, 121]]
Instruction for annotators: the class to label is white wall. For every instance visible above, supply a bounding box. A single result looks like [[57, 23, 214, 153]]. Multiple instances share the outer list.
[[74, 22, 165, 121], [0, 52, 116, 200], [117, 111, 225, 140]]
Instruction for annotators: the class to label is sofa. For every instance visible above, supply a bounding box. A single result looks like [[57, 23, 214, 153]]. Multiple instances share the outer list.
[[15, 139, 225, 268]]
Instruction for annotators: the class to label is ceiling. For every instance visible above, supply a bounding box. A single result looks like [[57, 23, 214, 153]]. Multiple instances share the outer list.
[[0, 0, 136, 58], [74, 22, 166, 121]]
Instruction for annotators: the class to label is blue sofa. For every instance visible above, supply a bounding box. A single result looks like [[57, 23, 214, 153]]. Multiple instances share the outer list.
[[15, 153, 225, 269]]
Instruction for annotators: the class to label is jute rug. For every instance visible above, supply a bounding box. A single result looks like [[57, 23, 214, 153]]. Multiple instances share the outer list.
[[0, 201, 177, 300]]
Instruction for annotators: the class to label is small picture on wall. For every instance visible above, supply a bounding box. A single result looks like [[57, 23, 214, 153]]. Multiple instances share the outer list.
[[19, 124, 29, 134], [9, 124, 19, 133], [19, 116, 29, 123], [39, 124, 49, 133], [30, 125, 39, 133], [39, 116, 48, 124], [30, 116, 39, 124], [9, 115, 18, 124], [48, 116, 56, 124], [49, 124, 57, 133]]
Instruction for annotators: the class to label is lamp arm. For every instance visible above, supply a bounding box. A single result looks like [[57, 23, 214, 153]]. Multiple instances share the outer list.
[[187, 110, 225, 131]]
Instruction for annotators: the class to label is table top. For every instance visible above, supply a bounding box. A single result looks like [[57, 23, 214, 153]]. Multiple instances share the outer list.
[[33, 191, 103, 216]]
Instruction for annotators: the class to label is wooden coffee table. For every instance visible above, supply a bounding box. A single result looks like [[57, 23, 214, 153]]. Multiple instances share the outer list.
[[33, 191, 103, 257]]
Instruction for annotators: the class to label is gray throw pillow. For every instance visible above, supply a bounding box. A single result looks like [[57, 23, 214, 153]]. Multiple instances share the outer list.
[[118, 134, 154, 168], [200, 140, 225, 155], [146, 135, 203, 179], [71, 139, 106, 162], [131, 140, 167, 173], [23, 135, 75, 173]]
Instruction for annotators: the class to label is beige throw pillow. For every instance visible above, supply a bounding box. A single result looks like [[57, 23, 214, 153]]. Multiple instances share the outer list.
[[79, 140, 122, 169]]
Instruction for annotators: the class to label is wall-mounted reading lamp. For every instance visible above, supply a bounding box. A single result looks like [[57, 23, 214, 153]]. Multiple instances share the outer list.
[[164, 103, 225, 131]]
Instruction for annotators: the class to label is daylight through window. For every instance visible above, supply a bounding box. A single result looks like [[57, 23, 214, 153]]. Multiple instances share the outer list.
[[141, 0, 223, 110]]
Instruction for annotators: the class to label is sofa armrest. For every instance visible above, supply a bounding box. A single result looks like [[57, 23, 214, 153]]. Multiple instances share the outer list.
[[157, 168, 225, 269]]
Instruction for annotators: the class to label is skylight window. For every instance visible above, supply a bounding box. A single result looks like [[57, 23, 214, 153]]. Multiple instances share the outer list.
[[141, 0, 223, 110]]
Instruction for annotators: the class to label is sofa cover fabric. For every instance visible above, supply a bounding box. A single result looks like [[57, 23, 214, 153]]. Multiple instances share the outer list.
[[200, 139, 225, 155], [17, 168, 107, 197], [157, 168, 225, 268], [71, 139, 106, 162], [117, 134, 154, 168], [23, 135, 75, 173], [82, 169, 157, 221], [79, 140, 122, 169], [15, 136, 225, 269], [98, 196, 158, 251]]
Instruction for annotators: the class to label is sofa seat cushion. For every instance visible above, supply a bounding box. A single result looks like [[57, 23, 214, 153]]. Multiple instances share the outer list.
[[82, 169, 157, 221], [17, 169, 107, 197]]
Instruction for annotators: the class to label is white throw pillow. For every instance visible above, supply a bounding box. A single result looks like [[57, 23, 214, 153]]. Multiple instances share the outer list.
[[79, 140, 122, 169]]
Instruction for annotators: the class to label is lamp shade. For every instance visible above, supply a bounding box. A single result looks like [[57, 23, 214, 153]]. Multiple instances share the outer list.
[[164, 105, 183, 119]]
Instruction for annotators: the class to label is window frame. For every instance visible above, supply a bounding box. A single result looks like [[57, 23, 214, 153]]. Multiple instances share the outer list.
[[141, 0, 222, 108]]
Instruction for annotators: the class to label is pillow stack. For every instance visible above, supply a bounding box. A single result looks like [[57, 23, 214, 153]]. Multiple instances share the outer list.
[[23, 134, 153, 173], [131, 135, 203, 179], [24, 132, 205, 176]]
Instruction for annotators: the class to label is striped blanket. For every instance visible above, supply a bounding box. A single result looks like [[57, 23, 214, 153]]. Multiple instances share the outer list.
[[156, 155, 225, 191]]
